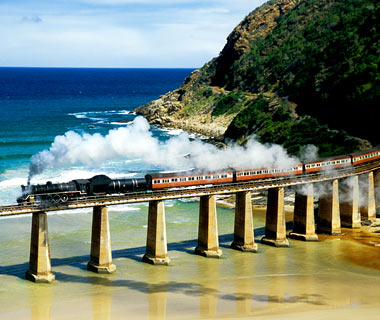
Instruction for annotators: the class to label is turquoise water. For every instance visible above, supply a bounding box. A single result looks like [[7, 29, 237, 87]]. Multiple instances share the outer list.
[[1, 67, 380, 319], [0, 67, 194, 204]]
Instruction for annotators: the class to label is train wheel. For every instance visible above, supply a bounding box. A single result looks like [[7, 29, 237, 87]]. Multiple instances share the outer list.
[[53, 194, 60, 203], [46, 195, 53, 203], [61, 194, 68, 203]]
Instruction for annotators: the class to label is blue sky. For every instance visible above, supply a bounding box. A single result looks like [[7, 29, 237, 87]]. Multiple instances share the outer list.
[[0, 0, 266, 68]]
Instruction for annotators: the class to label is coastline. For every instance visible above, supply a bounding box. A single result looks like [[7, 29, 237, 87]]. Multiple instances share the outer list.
[[134, 89, 231, 143]]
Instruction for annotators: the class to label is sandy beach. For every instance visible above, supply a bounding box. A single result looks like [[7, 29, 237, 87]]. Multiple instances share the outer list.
[[1, 201, 380, 320]]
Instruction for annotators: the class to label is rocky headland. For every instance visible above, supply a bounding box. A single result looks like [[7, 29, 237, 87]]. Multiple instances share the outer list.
[[135, 0, 378, 157]]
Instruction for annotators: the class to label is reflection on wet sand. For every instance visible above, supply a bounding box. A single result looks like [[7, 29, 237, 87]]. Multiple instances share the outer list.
[[192, 256, 219, 318], [92, 287, 112, 320], [233, 254, 255, 315], [29, 286, 52, 320], [262, 247, 286, 306], [144, 265, 168, 320]]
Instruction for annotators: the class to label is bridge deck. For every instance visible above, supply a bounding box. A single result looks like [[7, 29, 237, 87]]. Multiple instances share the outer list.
[[1, 161, 379, 217]]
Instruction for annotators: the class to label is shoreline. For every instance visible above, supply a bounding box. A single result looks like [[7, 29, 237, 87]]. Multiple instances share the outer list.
[[134, 91, 230, 143]]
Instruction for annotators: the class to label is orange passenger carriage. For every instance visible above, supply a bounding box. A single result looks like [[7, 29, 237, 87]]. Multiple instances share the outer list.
[[145, 169, 234, 190], [350, 146, 380, 166], [235, 164, 303, 182], [304, 155, 352, 173]]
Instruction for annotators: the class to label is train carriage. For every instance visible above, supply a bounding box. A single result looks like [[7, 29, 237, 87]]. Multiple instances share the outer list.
[[146, 169, 234, 190], [304, 155, 351, 173], [236, 165, 303, 182], [351, 146, 380, 166]]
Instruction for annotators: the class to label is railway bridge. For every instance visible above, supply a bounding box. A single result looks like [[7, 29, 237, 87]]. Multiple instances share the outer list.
[[1, 161, 379, 283]]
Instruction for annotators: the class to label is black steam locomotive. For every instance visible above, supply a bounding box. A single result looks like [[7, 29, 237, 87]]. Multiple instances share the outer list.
[[17, 175, 148, 204]]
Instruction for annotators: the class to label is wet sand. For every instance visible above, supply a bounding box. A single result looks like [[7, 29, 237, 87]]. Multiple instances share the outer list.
[[0, 203, 380, 319]]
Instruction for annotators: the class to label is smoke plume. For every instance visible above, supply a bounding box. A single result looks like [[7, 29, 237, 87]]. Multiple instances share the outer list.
[[28, 117, 299, 182]]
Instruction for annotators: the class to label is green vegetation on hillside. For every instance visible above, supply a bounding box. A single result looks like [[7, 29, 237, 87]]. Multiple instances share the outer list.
[[225, 95, 361, 157], [219, 0, 379, 147], [212, 90, 246, 117]]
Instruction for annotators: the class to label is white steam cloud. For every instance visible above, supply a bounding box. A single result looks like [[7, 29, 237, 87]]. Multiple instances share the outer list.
[[28, 117, 299, 181]]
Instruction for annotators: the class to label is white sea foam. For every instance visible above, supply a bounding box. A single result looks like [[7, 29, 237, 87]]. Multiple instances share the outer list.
[[109, 121, 131, 126], [164, 200, 175, 207], [71, 113, 87, 119], [108, 204, 141, 212], [178, 197, 198, 203], [47, 207, 92, 216], [167, 129, 184, 136], [69, 109, 130, 118], [116, 110, 130, 115]]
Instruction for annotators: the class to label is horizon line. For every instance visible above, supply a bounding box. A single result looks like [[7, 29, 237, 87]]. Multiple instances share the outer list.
[[0, 66, 198, 69]]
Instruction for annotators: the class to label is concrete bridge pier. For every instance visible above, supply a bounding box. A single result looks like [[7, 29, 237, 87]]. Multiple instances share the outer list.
[[318, 179, 341, 235], [360, 172, 377, 221], [339, 176, 361, 228], [261, 187, 289, 247], [289, 183, 318, 241], [143, 200, 170, 265], [195, 195, 222, 258], [231, 191, 258, 252], [87, 206, 116, 273], [26, 211, 55, 283]]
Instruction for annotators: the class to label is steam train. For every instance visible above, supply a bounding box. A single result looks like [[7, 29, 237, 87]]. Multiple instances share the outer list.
[[17, 146, 380, 205]]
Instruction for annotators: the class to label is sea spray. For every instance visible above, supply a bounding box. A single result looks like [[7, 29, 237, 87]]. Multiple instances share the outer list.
[[28, 117, 299, 182]]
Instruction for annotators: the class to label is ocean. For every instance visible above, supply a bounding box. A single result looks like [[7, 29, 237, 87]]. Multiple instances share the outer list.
[[0, 67, 194, 205], [1, 67, 380, 319]]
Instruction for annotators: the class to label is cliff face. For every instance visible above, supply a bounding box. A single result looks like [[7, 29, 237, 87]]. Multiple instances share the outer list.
[[209, 0, 301, 87], [136, 0, 379, 157]]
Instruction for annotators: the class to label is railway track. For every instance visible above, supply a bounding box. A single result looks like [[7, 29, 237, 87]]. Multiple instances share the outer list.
[[0, 161, 379, 217]]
